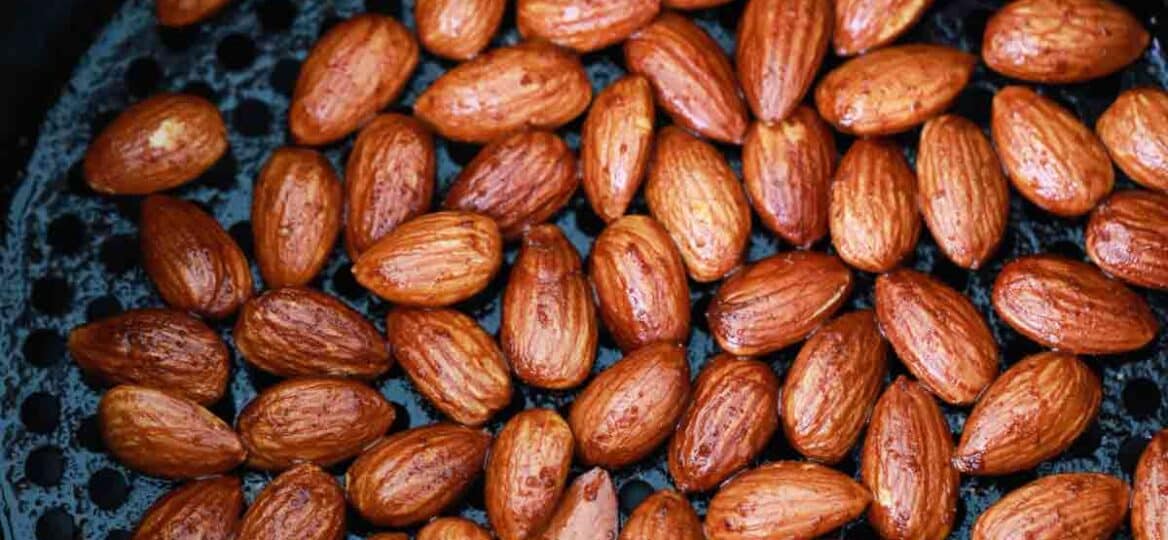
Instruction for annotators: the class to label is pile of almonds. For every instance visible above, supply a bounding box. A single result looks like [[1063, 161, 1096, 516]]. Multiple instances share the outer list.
[[68, 0, 1167, 538]]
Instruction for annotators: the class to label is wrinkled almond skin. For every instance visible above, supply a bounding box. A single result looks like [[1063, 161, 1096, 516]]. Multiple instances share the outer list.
[[647, 126, 752, 282], [415, 0, 504, 60], [625, 12, 749, 144], [737, 0, 832, 122], [353, 211, 503, 307], [833, 0, 933, 55], [237, 464, 345, 540], [518, 0, 660, 52], [582, 75, 655, 223], [234, 287, 390, 379], [1086, 190, 1168, 290], [983, 0, 1149, 83], [68, 308, 229, 405], [84, 93, 227, 194], [387, 307, 513, 426], [815, 45, 976, 136], [992, 254, 1158, 354], [289, 14, 419, 145], [346, 424, 491, 527], [708, 251, 853, 356], [133, 476, 242, 540], [620, 490, 703, 540], [538, 468, 618, 540], [486, 409, 575, 540], [253, 147, 342, 288], [99, 385, 245, 479], [1097, 87, 1168, 193], [668, 355, 779, 492], [991, 86, 1114, 217], [1134, 430, 1168, 540], [419, 518, 493, 540], [414, 40, 592, 144], [972, 473, 1130, 540], [781, 310, 887, 464], [569, 342, 690, 468], [829, 138, 921, 273], [954, 352, 1101, 476], [156, 0, 231, 26]]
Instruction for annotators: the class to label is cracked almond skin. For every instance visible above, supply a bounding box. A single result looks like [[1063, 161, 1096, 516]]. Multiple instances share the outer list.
[[353, 211, 503, 307], [156, 0, 230, 26], [387, 307, 513, 426], [486, 409, 574, 540], [1097, 87, 1168, 193], [237, 463, 345, 540], [415, 0, 504, 60], [833, 0, 933, 55], [737, 0, 832, 122], [133, 476, 242, 540], [347, 424, 491, 527], [1086, 190, 1168, 290], [992, 254, 1158, 354], [581, 75, 655, 223], [708, 251, 852, 356], [875, 268, 999, 405], [418, 518, 493, 540], [537, 468, 618, 540], [1134, 430, 1168, 540], [625, 12, 748, 144], [569, 342, 690, 468], [647, 126, 752, 282], [815, 45, 975, 136], [290, 14, 418, 145], [620, 490, 703, 540], [954, 352, 1101, 476], [781, 310, 887, 464], [518, 0, 660, 52], [862, 377, 959, 540], [971, 473, 1130, 540], [668, 355, 779, 493], [829, 138, 921, 273]]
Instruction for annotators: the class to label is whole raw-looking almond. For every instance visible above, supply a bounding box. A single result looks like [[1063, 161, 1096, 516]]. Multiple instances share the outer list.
[[620, 490, 703, 540], [954, 352, 1101, 476], [815, 45, 975, 135], [486, 409, 574, 540], [347, 424, 491, 527], [829, 138, 921, 273], [419, 518, 493, 540], [134, 476, 242, 540], [1086, 190, 1168, 290], [253, 147, 342, 288], [737, 0, 831, 122], [971, 473, 1130, 540], [156, 0, 230, 26], [140, 195, 252, 319], [518, 0, 660, 52], [387, 307, 513, 426], [708, 251, 852, 356], [833, 0, 933, 55], [234, 287, 390, 379], [992, 254, 1158, 354], [84, 93, 227, 194], [1134, 429, 1168, 540], [237, 463, 345, 540], [538, 468, 618, 540], [100, 385, 245, 479], [353, 211, 503, 307], [415, 0, 504, 60], [625, 12, 748, 144], [991, 86, 1114, 217], [582, 75, 655, 223], [1097, 87, 1168, 193], [781, 310, 887, 464], [290, 14, 418, 145], [569, 342, 690, 468]]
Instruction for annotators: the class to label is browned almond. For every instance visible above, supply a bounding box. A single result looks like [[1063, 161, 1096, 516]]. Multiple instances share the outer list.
[[705, 461, 871, 539], [352, 211, 503, 307], [233, 287, 390, 379], [815, 45, 976, 135], [737, 0, 832, 122], [538, 468, 618, 540], [387, 307, 513, 426], [501, 225, 597, 389], [133, 476, 242, 540], [983, 0, 1149, 83], [991, 86, 1114, 217], [84, 93, 227, 194], [833, 0, 934, 55], [99, 385, 245, 479], [971, 473, 1130, 540], [367, 534, 408, 540], [419, 518, 493, 540], [1097, 87, 1168, 193], [237, 463, 345, 540], [581, 75, 655, 223], [290, 14, 418, 145], [486, 409, 574, 540], [992, 254, 1158, 354], [414, 40, 592, 144], [862, 377, 959, 540], [742, 107, 836, 248], [1134, 429, 1168, 540], [569, 342, 690, 468], [707, 251, 852, 356], [625, 12, 749, 144], [588, 215, 690, 351], [664, 0, 733, 7], [668, 355, 779, 492], [415, 0, 504, 60], [954, 352, 1101, 476], [156, 0, 230, 26], [347, 424, 491, 527], [253, 147, 342, 288], [443, 130, 578, 240], [780, 310, 887, 464], [619, 490, 703, 540], [828, 138, 921, 272], [1086, 190, 1168, 290], [518, 0, 660, 52]]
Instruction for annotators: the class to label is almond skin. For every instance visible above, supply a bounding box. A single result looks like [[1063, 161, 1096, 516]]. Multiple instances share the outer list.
[[84, 93, 227, 194], [289, 14, 418, 145], [569, 342, 690, 468], [664, 0, 733, 8], [737, 0, 832, 122], [833, 0, 934, 55], [353, 211, 503, 307], [992, 254, 1158, 354], [347, 424, 491, 527], [625, 12, 749, 144], [815, 45, 976, 136], [419, 518, 493, 540], [588, 215, 690, 351], [828, 138, 921, 273], [156, 0, 231, 26], [133, 476, 242, 540], [581, 75, 655, 223], [387, 307, 513, 426], [233, 287, 390, 379], [781, 310, 887, 464], [1086, 190, 1168, 290], [862, 377, 960, 540], [647, 126, 752, 282], [99, 385, 246, 479], [537, 468, 618, 540], [971, 473, 1130, 540], [991, 86, 1114, 217], [518, 0, 661, 52], [708, 251, 853, 356], [237, 463, 346, 540], [415, 0, 504, 60], [414, 40, 592, 144], [486, 409, 575, 540], [1097, 87, 1168, 193], [1134, 430, 1168, 540], [253, 147, 342, 288], [140, 195, 252, 319], [68, 308, 229, 405], [620, 490, 703, 540], [954, 352, 1101, 476]]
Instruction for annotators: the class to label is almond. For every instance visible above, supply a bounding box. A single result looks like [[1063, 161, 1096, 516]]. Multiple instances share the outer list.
[[237, 463, 346, 540], [737, 0, 832, 122], [971, 473, 1130, 540], [1133, 430, 1168, 540], [1086, 190, 1168, 290], [664, 0, 733, 7], [133, 476, 242, 540], [415, 0, 505, 60], [833, 0, 933, 55], [537, 468, 618, 540], [368, 534, 408, 540], [419, 518, 493, 540], [1097, 87, 1168, 193], [581, 75, 655, 223], [156, 0, 230, 26], [486, 409, 575, 540], [253, 147, 342, 288], [518, 0, 661, 52], [619, 490, 703, 540], [829, 138, 921, 273], [992, 254, 1158, 354]]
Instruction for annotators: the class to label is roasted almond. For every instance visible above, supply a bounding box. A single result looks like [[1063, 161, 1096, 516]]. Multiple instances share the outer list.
[[415, 0, 505, 60], [419, 518, 493, 540], [537, 468, 618, 540], [156, 0, 230, 26], [367, 534, 408, 540], [253, 147, 342, 288], [518, 0, 660, 52], [737, 0, 832, 122], [829, 138, 921, 273], [664, 0, 733, 8], [619, 490, 703, 540], [486, 409, 574, 540], [1097, 87, 1168, 193], [1086, 190, 1168, 290], [1133, 429, 1168, 540], [133, 476, 242, 540], [971, 473, 1130, 540], [833, 0, 933, 55], [581, 75, 655, 223], [236, 463, 346, 540]]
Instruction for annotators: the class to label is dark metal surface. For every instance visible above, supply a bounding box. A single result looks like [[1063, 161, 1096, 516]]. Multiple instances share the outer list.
[[2, 0, 1166, 538]]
